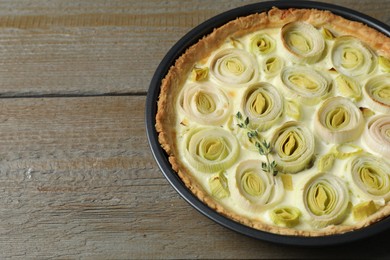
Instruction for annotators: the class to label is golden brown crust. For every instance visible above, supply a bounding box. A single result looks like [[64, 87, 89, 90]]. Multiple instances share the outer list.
[[155, 7, 390, 237]]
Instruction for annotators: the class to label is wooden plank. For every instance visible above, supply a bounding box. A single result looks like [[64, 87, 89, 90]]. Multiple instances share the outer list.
[[0, 0, 386, 96], [0, 95, 388, 258]]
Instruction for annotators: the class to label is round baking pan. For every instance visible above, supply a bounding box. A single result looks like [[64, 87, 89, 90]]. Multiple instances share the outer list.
[[145, 0, 390, 246]]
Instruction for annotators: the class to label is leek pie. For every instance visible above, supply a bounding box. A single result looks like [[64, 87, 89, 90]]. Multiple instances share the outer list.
[[155, 7, 390, 236]]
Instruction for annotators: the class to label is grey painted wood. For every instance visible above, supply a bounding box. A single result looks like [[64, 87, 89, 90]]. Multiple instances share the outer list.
[[0, 0, 386, 96]]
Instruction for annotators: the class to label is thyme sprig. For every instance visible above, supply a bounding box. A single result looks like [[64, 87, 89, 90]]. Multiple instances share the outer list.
[[235, 112, 278, 176]]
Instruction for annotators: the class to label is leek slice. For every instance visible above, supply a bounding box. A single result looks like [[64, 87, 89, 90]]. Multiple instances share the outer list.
[[191, 67, 209, 81], [270, 206, 301, 227], [281, 174, 293, 191], [262, 56, 284, 78], [352, 201, 378, 221], [209, 171, 229, 199], [303, 173, 349, 228], [335, 74, 362, 101], [242, 83, 284, 131], [280, 66, 331, 105], [347, 155, 390, 201], [183, 127, 240, 173], [230, 160, 284, 212], [378, 56, 390, 72], [210, 48, 258, 87], [321, 27, 335, 40], [270, 121, 315, 173], [281, 22, 325, 64], [314, 96, 364, 143], [317, 153, 335, 172], [332, 143, 362, 159], [363, 74, 390, 114], [285, 99, 301, 120], [178, 83, 231, 126], [331, 36, 376, 77], [360, 107, 375, 119], [250, 33, 276, 55], [229, 37, 244, 49], [363, 115, 390, 159]]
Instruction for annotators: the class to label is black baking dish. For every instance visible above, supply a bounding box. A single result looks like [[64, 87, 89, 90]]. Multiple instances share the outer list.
[[145, 0, 390, 246]]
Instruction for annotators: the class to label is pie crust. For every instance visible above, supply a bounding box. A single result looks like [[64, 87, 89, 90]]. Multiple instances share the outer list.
[[155, 7, 390, 236]]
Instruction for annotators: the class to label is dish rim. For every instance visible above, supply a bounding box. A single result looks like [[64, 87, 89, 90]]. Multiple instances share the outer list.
[[145, 0, 390, 246]]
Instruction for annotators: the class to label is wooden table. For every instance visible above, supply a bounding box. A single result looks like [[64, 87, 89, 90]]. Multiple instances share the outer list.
[[0, 0, 389, 258]]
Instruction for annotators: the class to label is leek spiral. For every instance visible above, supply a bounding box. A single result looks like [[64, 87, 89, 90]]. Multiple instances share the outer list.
[[230, 160, 284, 212], [363, 74, 390, 114], [280, 66, 331, 105], [242, 83, 284, 131], [271, 121, 315, 173], [262, 56, 284, 78], [347, 155, 390, 201], [303, 173, 349, 228], [281, 22, 325, 63], [210, 48, 258, 86], [314, 96, 364, 143], [178, 83, 231, 126], [363, 115, 390, 159], [335, 74, 362, 101], [183, 127, 240, 173], [331, 36, 376, 77], [250, 33, 276, 55]]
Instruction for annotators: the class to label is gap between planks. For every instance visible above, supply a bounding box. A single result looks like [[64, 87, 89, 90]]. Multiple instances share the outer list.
[[0, 92, 148, 99]]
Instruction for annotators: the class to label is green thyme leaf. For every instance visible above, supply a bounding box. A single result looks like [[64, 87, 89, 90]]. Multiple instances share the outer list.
[[234, 111, 278, 176]]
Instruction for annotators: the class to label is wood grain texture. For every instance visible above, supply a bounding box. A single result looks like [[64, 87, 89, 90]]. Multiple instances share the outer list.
[[0, 0, 387, 96], [0, 96, 388, 259]]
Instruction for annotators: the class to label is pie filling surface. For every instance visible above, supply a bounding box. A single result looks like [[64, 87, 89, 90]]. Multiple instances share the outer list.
[[156, 7, 390, 236]]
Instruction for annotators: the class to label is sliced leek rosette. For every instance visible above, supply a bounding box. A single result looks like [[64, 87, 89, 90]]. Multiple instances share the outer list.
[[270, 121, 315, 173], [183, 127, 240, 173], [262, 56, 284, 78], [250, 33, 276, 55], [210, 48, 258, 86], [230, 160, 284, 212], [281, 22, 325, 64], [303, 173, 350, 228], [178, 83, 231, 125], [363, 74, 390, 113], [280, 66, 331, 105], [242, 83, 284, 131], [314, 96, 364, 144], [347, 155, 390, 201], [335, 74, 362, 101], [331, 36, 376, 77], [363, 115, 390, 159]]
